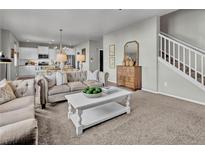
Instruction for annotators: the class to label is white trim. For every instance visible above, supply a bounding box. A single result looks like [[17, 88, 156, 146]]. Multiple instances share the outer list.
[[158, 57, 205, 92], [142, 89, 205, 106], [142, 88, 158, 94], [158, 91, 205, 106]]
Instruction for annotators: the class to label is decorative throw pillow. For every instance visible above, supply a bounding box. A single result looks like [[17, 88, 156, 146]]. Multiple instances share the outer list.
[[0, 79, 16, 105], [44, 73, 56, 88], [9, 79, 35, 98], [56, 72, 68, 86], [87, 70, 99, 81]]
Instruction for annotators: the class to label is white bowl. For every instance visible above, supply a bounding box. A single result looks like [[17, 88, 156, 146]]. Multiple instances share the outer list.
[[82, 92, 102, 98]]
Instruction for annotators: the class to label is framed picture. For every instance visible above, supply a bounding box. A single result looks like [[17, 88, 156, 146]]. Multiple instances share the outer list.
[[109, 44, 115, 69], [109, 44, 115, 56], [81, 48, 86, 62], [109, 57, 115, 69]]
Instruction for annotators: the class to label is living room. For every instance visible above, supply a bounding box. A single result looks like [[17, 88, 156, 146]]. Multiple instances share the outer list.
[[1, 3, 205, 151]]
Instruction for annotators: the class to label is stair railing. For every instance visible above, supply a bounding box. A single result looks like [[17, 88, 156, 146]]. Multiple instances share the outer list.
[[159, 32, 205, 86]]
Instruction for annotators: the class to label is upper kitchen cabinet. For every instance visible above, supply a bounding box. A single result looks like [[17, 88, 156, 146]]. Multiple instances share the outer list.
[[19, 47, 38, 59], [38, 46, 49, 54], [49, 49, 57, 60]]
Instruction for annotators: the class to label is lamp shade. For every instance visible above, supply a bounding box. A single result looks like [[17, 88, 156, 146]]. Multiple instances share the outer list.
[[76, 54, 85, 62], [0, 52, 12, 63], [56, 53, 67, 62]]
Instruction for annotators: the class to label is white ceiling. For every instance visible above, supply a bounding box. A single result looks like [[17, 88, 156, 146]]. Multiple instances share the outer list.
[[0, 9, 175, 46]]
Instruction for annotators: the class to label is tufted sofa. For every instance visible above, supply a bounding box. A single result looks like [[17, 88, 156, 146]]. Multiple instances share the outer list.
[[0, 79, 38, 145], [37, 71, 109, 108]]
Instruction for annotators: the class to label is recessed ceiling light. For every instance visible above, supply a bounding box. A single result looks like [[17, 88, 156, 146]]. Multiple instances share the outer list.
[[26, 39, 30, 42], [51, 40, 55, 42]]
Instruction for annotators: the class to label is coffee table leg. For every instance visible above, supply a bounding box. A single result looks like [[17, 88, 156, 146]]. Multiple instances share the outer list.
[[76, 109, 83, 136], [68, 101, 73, 119], [126, 95, 131, 114]]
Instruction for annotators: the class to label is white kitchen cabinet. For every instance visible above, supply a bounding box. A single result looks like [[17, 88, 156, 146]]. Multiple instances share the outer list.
[[38, 46, 49, 54], [49, 49, 57, 61], [19, 47, 38, 59]]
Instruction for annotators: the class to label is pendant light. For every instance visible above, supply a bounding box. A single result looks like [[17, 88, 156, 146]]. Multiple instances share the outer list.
[[56, 29, 67, 70]]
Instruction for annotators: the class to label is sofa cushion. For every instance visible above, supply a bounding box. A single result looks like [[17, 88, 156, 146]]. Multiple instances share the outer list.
[[67, 81, 86, 91], [0, 119, 37, 145], [8, 79, 34, 98], [0, 105, 35, 127], [83, 80, 103, 87], [48, 85, 71, 96], [67, 71, 87, 82], [0, 96, 34, 113]]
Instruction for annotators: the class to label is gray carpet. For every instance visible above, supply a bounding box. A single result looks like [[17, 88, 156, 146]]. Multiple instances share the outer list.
[[35, 90, 205, 144]]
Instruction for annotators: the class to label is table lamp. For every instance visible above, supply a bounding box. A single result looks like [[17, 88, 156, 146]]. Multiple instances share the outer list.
[[76, 54, 85, 70]]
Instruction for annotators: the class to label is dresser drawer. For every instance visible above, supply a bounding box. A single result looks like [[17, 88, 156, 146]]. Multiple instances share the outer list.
[[125, 82, 135, 89]]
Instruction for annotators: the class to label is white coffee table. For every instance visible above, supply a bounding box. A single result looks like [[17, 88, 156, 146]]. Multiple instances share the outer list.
[[65, 87, 132, 136]]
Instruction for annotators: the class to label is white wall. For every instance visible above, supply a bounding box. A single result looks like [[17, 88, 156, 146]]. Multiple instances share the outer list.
[[161, 10, 205, 51], [103, 16, 159, 91], [158, 60, 205, 104]]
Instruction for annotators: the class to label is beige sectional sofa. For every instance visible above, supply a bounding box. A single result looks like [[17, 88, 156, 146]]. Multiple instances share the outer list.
[[37, 71, 109, 108], [0, 79, 38, 145]]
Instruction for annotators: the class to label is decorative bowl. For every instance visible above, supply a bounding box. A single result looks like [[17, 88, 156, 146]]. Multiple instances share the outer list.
[[82, 87, 103, 98], [82, 92, 102, 98]]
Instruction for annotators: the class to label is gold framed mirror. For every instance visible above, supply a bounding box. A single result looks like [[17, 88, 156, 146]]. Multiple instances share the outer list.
[[124, 41, 139, 66]]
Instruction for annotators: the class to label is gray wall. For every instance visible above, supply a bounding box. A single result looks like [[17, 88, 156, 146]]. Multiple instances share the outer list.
[[1, 29, 19, 80], [0, 29, 3, 80], [158, 60, 205, 104], [103, 16, 159, 91], [74, 40, 102, 71], [161, 10, 205, 51]]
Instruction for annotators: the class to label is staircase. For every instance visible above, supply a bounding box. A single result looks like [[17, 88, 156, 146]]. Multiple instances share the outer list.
[[159, 32, 205, 91]]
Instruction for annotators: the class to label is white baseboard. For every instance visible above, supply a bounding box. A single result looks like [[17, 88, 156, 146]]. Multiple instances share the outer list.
[[142, 88, 159, 94], [142, 88, 205, 106]]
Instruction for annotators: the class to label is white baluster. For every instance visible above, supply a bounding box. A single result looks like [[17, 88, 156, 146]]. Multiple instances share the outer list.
[[183, 48, 186, 73], [195, 53, 197, 81], [189, 49, 191, 77], [173, 43, 175, 67], [160, 36, 162, 58], [164, 38, 166, 60], [178, 45, 180, 69], [202, 56, 204, 85], [168, 40, 170, 63]]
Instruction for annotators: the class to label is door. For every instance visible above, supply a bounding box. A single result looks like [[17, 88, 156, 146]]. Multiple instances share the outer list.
[[100, 49, 103, 72]]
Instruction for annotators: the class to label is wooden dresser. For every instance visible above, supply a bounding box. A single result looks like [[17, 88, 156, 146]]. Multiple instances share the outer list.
[[117, 65, 142, 90]]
